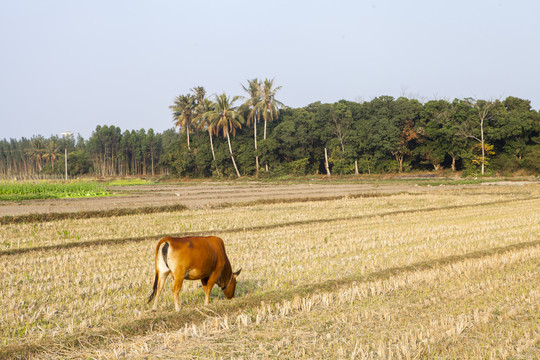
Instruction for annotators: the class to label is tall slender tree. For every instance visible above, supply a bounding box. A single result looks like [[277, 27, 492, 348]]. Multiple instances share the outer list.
[[27, 136, 46, 172], [204, 93, 244, 177], [242, 78, 262, 176], [191, 86, 207, 129], [257, 78, 283, 140], [197, 99, 218, 162], [170, 94, 196, 150], [257, 78, 283, 171], [459, 98, 497, 175], [390, 98, 423, 173], [43, 138, 61, 171], [192, 86, 206, 113]]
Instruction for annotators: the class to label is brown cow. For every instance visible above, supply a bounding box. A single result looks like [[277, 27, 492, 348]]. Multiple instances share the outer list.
[[148, 236, 241, 311]]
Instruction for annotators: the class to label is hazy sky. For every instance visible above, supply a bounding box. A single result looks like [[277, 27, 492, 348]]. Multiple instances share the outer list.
[[1, 0, 539, 140]]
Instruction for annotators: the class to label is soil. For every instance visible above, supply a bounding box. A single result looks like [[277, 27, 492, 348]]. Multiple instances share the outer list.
[[0, 182, 442, 217]]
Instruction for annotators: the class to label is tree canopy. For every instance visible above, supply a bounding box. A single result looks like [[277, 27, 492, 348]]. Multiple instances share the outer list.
[[1, 86, 539, 178]]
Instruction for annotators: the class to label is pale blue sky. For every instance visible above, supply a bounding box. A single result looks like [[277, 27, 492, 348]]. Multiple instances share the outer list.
[[1, 0, 539, 140]]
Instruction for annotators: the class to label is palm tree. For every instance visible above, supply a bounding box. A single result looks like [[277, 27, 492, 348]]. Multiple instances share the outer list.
[[197, 98, 218, 162], [191, 87, 220, 172], [204, 93, 244, 177], [191, 86, 209, 150], [43, 139, 61, 171], [27, 136, 46, 172], [169, 94, 196, 150], [257, 78, 284, 140], [192, 86, 206, 113], [242, 78, 262, 176], [256, 78, 283, 171]]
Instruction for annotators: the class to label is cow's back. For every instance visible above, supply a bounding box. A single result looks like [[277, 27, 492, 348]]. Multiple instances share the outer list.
[[165, 236, 226, 279]]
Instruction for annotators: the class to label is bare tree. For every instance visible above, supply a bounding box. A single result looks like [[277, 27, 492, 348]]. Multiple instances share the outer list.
[[330, 103, 352, 153], [459, 98, 497, 175]]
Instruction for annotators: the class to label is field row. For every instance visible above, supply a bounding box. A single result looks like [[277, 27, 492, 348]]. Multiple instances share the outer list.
[[1, 192, 538, 354], [1, 186, 537, 251], [40, 244, 540, 359]]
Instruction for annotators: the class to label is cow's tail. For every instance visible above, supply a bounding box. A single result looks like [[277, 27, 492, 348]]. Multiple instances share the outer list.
[[148, 238, 170, 304]]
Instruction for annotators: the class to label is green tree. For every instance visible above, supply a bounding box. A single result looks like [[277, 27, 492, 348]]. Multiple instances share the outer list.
[[43, 138, 61, 172], [170, 94, 196, 150], [329, 102, 353, 152], [497, 97, 537, 162], [421, 99, 466, 171], [271, 107, 320, 175], [357, 96, 401, 173], [328, 102, 354, 174], [61, 150, 90, 176], [242, 78, 262, 176], [191, 86, 207, 130], [204, 93, 245, 177], [27, 135, 46, 172], [390, 97, 423, 173], [196, 98, 220, 174], [257, 78, 283, 171], [257, 78, 283, 140], [191, 87, 220, 173]]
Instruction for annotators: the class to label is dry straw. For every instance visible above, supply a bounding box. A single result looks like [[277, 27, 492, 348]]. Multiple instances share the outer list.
[[0, 184, 539, 359]]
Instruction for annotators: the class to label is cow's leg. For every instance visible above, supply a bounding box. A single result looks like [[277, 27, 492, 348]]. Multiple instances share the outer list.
[[152, 270, 170, 311], [172, 275, 185, 312], [201, 277, 209, 290], [203, 266, 223, 305], [201, 277, 210, 304]]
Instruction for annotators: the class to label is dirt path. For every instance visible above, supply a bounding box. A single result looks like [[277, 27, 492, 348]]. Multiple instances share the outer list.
[[0, 182, 439, 217]]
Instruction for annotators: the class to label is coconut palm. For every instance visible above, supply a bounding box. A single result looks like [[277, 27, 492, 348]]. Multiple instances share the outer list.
[[204, 93, 244, 177], [191, 86, 209, 138], [169, 94, 196, 150], [27, 136, 46, 172], [256, 78, 283, 171], [196, 98, 218, 161], [242, 78, 262, 176], [43, 139, 61, 171], [192, 86, 206, 112], [191, 87, 220, 171], [257, 78, 284, 140]]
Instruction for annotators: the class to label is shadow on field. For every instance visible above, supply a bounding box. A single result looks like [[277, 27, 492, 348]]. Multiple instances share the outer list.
[[2, 239, 539, 360], [236, 278, 266, 297], [206, 278, 265, 300], [3, 197, 538, 257]]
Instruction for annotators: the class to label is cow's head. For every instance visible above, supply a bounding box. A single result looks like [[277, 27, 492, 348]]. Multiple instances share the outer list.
[[223, 268, 242, 299]]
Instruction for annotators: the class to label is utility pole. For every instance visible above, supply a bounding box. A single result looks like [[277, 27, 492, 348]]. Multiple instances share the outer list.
[[61, 131, 72, 181]]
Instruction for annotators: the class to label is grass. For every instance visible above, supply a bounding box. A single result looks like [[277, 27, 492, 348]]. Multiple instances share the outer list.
[[105, 179, 155, 186], [256, 174, 506, 186], [0, 180, 109, 201], [0, 183, 539, 359]]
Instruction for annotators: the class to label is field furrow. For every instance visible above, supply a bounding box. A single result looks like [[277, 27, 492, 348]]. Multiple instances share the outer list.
[[38, 245, 540, 359], [1, 192, 537, 252], [0, 184, 539, 359]]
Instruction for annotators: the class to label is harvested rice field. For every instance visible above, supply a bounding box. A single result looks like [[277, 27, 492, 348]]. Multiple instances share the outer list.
[[0, 181, 539, 359]]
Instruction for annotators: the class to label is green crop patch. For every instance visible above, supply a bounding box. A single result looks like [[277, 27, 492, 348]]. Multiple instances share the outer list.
[[0, 181, 109, 201]]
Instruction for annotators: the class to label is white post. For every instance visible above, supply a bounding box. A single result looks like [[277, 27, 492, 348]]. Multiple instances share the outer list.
[[324, 148, 331, 177], [61, 131, 72, 181]]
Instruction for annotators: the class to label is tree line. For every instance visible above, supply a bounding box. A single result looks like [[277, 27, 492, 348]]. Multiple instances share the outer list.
[[0, 127, 170, 177], [1, 80, 539, 178]]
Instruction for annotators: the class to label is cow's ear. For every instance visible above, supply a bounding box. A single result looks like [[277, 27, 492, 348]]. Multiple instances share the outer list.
[[234, 268, 242, 276]]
